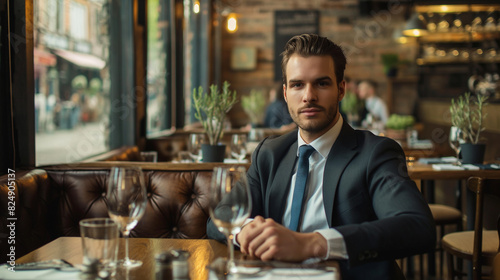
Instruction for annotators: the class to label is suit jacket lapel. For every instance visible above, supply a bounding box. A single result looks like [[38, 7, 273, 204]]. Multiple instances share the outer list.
[[323, 122, 358, 226], [267, 142, 297, 223]]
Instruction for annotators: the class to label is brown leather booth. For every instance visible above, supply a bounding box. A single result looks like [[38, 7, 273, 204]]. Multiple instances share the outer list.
[[0, 162, 248, 263]]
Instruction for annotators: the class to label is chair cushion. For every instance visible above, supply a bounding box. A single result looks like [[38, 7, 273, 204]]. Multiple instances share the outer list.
[[429, 204, 462, 225], [442, 230, 499, 262]]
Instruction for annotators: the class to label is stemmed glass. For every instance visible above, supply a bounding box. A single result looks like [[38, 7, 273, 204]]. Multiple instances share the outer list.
[[449, 126, 464, 166], [106, 167, 148, 268], [208, 167, 252, 273], [230, 134, 247, 162], [188, 133, 205, 162]]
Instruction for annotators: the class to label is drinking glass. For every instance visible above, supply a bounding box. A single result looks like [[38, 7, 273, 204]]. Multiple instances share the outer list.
[[208, 167, 252, 273], [188, 134, 205, 162], [230, 134, 247, 162], [106, 167, 148, 268], [449, 126, 464, 165], [80, 218, 119, 278]]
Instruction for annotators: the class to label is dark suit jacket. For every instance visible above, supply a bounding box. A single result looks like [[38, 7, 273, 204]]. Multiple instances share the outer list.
[[207, 121, 436, 280]]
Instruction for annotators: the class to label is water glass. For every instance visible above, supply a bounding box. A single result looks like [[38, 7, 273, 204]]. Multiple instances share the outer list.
[[80, 218, 119, 278], [209, 167, 252, 274], [141, 151, 158, 162], [230, 134, 247, 162], [449, 126, 464, 165], [188, 134, 205, 162], [106, 167, 147, 268]]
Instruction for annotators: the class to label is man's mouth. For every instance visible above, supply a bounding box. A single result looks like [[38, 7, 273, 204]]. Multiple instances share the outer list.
[[299, 107, 322, 117]]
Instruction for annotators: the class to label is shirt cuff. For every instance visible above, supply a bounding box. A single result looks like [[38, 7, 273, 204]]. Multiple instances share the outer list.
[[233, 218, 254, 247], [315, 228, 349, 260]]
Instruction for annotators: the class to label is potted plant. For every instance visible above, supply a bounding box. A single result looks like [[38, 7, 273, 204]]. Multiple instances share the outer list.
[[340, 90, 364, 126], [381, 53, 399, 77], [192, 81, 238, 162], [450, 92, 488, 164], [241, 89, 267, 127], [385, 114, 415, 141]]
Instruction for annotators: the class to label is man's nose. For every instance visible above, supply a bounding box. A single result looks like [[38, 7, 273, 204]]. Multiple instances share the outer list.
[[303, 84, 318, 102]]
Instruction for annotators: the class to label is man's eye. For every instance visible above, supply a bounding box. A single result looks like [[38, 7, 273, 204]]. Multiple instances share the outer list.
[[318, 81, 330, 87], [290, 83, 302, 88]]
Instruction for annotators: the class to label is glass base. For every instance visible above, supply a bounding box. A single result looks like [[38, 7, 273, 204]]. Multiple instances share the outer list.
[[117, 259, 142, 268]]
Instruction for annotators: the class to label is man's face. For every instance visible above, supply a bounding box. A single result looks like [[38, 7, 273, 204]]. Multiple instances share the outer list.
[[283, 54, 345, 142]]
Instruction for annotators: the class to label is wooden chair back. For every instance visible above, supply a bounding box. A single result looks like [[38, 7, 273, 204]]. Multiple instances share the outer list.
[[467, 177, 500, 280], [493, 252, 500, 280]]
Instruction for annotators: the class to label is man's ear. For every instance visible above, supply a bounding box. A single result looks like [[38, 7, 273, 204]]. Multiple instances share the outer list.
[[338, 80, 346, 102], [283, 84, 287, 103]]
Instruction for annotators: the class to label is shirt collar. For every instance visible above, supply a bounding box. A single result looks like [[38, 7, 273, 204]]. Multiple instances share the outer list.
[[297, 115, 343, 159]]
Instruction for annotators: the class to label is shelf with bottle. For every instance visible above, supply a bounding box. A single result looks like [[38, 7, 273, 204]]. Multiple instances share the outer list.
[[417, 43, 499, 65], [416, 5, 500, 14], [415, 4, 500, 39], [419, 31, 500, 43]]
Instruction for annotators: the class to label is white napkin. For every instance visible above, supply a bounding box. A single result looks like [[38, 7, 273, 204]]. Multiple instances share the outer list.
[[432, 164, 480, 170], [0, 265, 80, 280], [209, 266, 338, 280], [223, 158, 248, 163]]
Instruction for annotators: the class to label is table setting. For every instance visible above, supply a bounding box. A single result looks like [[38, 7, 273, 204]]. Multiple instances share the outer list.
[[1, 166, 339, 280]]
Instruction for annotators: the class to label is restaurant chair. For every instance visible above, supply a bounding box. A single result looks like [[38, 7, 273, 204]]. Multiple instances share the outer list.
[[493, 252, 500, 280], [442, 177, 500, 280], [429, 203, 463, 277]]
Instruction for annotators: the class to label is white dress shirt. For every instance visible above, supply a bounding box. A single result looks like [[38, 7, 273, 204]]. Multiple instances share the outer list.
[[236, 117, 348, 260], [282, 116, 348, 260]]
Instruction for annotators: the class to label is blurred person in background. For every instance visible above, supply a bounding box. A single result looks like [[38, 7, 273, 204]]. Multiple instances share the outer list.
[[357, 80, 388, 126], [264, 82, 295, 130]]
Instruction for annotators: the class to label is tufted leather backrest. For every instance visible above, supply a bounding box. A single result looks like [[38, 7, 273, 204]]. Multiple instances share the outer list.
[[0, 170, 56, 263], [0, 163, 249, 263], [47, 169, 212, 239]]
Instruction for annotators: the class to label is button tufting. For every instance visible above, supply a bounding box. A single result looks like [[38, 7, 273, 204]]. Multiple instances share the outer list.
[[147, 192, 152, 198], [172, 227, 178, 232], [101, 192, 106, 197], [191, 194, 196, 199]]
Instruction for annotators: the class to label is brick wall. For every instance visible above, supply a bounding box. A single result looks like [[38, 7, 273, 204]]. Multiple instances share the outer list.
[[219, 0, 419, 127]]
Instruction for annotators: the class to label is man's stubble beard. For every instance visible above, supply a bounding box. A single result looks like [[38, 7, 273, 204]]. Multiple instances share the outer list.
[[289, 102, 338, 134]]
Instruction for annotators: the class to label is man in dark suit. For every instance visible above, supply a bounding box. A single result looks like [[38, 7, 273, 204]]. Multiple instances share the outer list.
[[207, 34, 435, 279]]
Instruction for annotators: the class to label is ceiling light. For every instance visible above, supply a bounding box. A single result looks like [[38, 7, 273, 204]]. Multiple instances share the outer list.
[[403, 13, 428, 37]]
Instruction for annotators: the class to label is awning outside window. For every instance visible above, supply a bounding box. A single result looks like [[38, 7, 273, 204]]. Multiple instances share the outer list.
[[55, 49, 106, 70], [34, 48, 57, 66]]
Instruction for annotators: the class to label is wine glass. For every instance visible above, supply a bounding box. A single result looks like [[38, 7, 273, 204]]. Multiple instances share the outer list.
[[208, 167, 252, 274], [188, 133, 205, 162], [449, 126, 464, 165], [230, 134, 247, 162], [106, 167, 148, 268]]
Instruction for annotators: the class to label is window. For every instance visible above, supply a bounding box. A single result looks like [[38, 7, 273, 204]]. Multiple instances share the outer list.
[[34, 0, 110, 165], [146, 0, 172, 136], [69, 1, 88, 40]]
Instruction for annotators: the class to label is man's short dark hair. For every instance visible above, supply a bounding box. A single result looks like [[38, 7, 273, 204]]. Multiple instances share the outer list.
[[281, 34, 347, 85]]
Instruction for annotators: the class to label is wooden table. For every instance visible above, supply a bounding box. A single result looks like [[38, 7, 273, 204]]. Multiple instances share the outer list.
[[407, 162, 500, 181], [408, 162, 500, 226], [17, 237, 227, 280], [17, 237, 340, 280]]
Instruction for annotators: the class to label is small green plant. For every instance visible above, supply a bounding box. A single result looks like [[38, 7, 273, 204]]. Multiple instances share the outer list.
[[241, 89, 267, 126], [341, 91, 364, 116], [381, 53, 399, 75], [192, 81, 238, 145], [386, 114, 415, 130], [450, 92, 488, 144], [71, 75, 88, 90]]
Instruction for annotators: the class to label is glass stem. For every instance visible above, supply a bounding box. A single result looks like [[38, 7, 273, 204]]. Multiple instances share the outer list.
[[124, 231, 131, 264], [226, 233, 235, 272]]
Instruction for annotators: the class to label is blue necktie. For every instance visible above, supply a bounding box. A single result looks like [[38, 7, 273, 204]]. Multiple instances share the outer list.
[[289, 145, 315, 232]]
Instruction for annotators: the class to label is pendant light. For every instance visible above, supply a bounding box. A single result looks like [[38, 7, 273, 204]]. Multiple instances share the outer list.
[[403, 13, 428, 37]]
